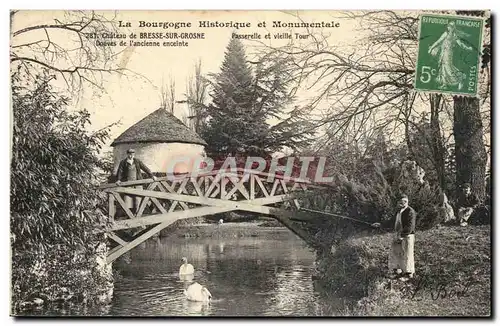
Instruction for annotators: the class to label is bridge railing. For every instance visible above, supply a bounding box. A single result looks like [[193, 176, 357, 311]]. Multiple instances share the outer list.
[[99, 168, 316, 225], [100, 168, 329, 263], [98, 167, 313, 189]]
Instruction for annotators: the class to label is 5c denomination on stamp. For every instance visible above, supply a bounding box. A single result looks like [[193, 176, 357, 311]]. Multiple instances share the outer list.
[[415, 14, 484, 96]]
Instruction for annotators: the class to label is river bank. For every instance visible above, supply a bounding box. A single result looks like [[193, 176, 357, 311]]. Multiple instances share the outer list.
[[159, 219, 292, 240], [314, 225, 491, 316], [118, 217, 490, 316]]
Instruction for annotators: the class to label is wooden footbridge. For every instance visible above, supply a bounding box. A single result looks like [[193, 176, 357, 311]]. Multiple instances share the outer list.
[[99, 168, 327, 263]]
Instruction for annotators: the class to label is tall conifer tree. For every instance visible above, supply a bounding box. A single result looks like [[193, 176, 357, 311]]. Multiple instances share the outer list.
[[202, 39, 268, 156]]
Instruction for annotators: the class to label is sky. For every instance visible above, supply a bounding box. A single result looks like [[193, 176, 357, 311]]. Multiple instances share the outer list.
[[10, 10, 491, 158], [11, 10, 361, 151]]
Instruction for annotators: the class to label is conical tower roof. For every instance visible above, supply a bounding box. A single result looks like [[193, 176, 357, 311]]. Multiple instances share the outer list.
[[111, 108, 207, 146]]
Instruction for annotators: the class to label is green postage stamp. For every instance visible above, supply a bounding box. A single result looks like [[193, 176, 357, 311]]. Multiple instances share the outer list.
[[415, 14, 484, 96]]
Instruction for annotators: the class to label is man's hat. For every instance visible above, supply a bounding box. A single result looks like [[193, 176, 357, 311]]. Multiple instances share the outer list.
[[126, 148, 136, 154]]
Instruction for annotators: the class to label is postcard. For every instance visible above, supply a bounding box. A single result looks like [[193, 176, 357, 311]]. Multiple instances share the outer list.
[[10, 9, 491, 317]]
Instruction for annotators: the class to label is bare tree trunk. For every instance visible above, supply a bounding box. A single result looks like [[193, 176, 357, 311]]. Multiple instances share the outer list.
[[403, 93, 417, 161], [453, 96, 487, 200], [168, 78, 176, 114], [182, 60, 208, 133], [159, 76, 176, 114], [429, 94, 446, 189]]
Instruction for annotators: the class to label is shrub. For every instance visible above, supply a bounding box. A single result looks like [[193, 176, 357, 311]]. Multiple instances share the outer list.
[[10, 71, 112, 313], [298, 158, 448, 253]]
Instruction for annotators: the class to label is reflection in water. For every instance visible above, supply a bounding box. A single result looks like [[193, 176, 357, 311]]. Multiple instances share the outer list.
[[106, 234, 342, 316], [179, 273, 194, 283], [29, 232, 343, 316], [183, 300, 211, 316], [218, 242, 225, 254]]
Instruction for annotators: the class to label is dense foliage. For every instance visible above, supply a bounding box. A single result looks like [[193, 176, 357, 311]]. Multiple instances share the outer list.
[[201, 38, 314, 157], [297, 135, 473, 253], [202, 39, 266, 155], [10, 70, 112, 312]]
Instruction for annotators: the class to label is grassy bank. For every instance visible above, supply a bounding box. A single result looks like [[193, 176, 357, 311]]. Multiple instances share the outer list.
[[315, 225, 491, 316]]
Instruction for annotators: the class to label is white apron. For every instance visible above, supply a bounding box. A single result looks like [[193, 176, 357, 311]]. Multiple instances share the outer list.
[[388, 208, 415, 273]]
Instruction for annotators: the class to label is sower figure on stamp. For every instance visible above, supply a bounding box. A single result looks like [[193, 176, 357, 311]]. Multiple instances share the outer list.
[[457, 183, 479, 227], [115, 148, 157, 214], [427, 21, 473, 91]]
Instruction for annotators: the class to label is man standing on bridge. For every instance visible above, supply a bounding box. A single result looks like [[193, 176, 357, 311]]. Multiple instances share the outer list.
[[115, 148, 157, 213]]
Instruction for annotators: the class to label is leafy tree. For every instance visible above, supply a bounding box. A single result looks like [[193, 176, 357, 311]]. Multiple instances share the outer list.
[[9, 10, 139, 313], [10, 70, 112, 311]]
